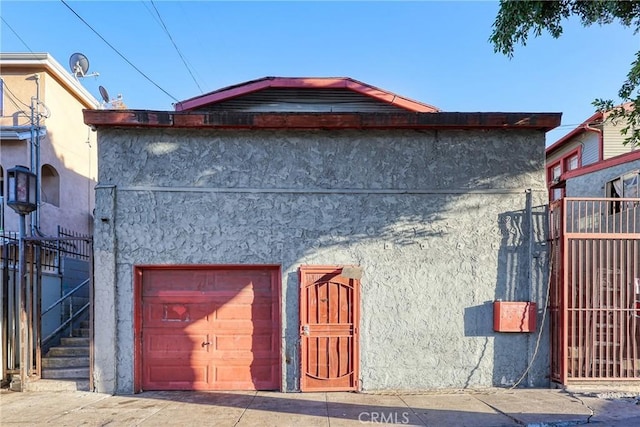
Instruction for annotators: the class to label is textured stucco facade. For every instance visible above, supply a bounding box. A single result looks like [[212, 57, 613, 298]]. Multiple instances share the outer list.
[[566, 158, 640, 197], [93, 127, 550, 394]]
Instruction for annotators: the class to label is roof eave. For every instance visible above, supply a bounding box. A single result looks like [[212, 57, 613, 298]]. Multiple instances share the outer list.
[[84, 110, 561, 131], [546, 111, 603, 155], [0, 53, 100, 109]]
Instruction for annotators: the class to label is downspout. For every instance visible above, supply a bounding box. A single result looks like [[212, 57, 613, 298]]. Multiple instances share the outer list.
[[584, 114, 604, 161]]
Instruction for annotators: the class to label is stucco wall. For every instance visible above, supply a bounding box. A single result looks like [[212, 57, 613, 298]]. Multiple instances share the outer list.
[[93, 128, 549, 393], [0, 69, 97, 236], [566, 159, 640, 197]]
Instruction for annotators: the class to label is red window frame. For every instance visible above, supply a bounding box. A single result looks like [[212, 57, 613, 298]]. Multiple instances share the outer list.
[[546, 147, 582, 201]]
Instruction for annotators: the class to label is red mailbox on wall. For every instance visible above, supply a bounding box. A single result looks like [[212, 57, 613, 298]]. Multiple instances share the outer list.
[[493, 301, 536, 333]]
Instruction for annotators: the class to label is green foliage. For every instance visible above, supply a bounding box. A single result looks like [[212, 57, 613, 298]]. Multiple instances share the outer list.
[[490, 0, 640, 145]]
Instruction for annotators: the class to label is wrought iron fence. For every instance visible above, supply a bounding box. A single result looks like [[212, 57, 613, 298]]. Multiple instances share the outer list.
[[1, 228, 92, 385], [550, 198, 640, 383]]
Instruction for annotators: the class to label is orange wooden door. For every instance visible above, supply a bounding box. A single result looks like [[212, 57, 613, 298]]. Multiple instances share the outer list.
[[299, 266, 360, 391]]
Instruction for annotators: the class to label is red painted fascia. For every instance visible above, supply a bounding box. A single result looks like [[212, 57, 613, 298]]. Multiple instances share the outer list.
[[84, 110, 562, 131], [563, 149, 640, 180], [174, 77, 440, 113], [546, 111, 603, 156]]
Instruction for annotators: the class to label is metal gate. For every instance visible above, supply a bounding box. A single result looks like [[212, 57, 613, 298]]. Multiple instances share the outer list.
[[550, 198, 640, 383], [299, 266, 360, 392], [1, 227, 92, 389]]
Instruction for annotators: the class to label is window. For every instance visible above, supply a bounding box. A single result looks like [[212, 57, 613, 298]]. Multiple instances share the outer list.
[[548, 163, 563, 201], [606, 170, 639, 213], [0, 79, 3, 117], [547, 148, 581, 202], [41, 164, 60, 207], [565, 154, 579, 171]]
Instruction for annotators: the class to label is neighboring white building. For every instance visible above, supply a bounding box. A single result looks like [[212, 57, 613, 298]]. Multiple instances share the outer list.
[[546, 104, 637, 201]]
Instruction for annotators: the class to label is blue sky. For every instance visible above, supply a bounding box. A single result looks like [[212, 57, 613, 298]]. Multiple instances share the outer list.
[[1, 1, 638, 144]]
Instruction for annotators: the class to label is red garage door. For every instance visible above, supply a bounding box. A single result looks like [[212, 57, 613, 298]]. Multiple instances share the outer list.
[[135, 266, 280, 391]]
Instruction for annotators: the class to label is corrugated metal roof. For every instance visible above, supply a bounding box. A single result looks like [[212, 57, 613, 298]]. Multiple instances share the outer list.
[[193, 88, 413, 113], [174, 77, 440, 113]]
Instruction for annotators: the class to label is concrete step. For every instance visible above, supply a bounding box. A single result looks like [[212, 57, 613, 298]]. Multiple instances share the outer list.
[[47, 346, 89, 357], [41, 367, 89, 379], [41, 356, 89, 369], [60, 337, 90, 347], [25, 378, 89, 392]]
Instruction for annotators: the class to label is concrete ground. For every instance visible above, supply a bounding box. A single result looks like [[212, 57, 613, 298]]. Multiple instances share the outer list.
[[1, 387, 639, 426]]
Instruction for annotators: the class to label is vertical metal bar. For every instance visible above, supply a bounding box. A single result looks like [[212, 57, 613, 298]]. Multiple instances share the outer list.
[[576, 200, 582, 378], [1, 242, 8, 382], [19, 215, 27, 390], [34, 243, 41, 379], [562, 198, 569, 383], [26, 243, 33, 379], [634, 240, 639, 378], [89, 238, 94, 392], [612, 239, 618, 378], [7, 243, 15, 372], [69, 297, 73, 337], [26, 243, 32, 379]]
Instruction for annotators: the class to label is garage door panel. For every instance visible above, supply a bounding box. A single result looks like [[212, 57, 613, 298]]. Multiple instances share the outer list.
[[139, 266, 280, 391], [215, 302, 274, 320], [146, 362, 210, 386], [145, 332, 211, 355], [216, 333, 275, 352], [215, 363, 276, 383], [144, 300, 215, 326], [143, 269, 273, 295]]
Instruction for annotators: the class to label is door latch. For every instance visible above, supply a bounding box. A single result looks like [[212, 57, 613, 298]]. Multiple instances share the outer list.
[[202, 341, 211, 347], [302, 325, 310, 336]]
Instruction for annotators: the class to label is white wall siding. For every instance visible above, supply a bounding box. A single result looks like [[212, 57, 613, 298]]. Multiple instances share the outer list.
[[547, 138, 582, 165], [581, 133, 600, 166], [603, 120, 637, 159]]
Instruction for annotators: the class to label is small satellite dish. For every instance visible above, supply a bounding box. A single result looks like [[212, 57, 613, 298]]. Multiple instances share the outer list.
[[99, 85, 110, 104], [69, 52, 99, 79], [97, 85, 127, 110]]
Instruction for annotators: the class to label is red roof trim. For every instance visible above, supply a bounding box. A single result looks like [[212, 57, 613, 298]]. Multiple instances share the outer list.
[[545, 111, 603, 155], [174, 77, 440, 113], [84, 110, 561, 131], [563, 149, 640, 180]]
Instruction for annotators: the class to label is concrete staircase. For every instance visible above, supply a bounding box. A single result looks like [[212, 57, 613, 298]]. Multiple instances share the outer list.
[[27, 320, 90, 391]]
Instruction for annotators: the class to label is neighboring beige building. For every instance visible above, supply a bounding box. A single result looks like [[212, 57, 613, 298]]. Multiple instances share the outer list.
[[0, 52, 99, 235], [545, 104, 637, 200]]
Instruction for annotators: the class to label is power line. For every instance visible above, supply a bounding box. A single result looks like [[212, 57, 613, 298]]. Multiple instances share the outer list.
[[149, 0, 204, 93], [1, 80, 37, 126], [59, 0, 179, 103], [1, 16, 34, 53], [2, 80, 33, 110]]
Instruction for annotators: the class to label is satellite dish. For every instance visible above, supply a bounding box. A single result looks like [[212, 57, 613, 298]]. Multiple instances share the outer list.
[[97, 85, 126, 110], [69, 52, 99, 79], [99, 85, 110, 103], [69, 52, 89, 77]]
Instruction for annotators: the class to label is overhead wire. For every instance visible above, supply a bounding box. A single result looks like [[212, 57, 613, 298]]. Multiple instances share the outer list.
[[59, 0, 179, 103], [2, 80, 33, 110], [1, 16, 34, 53], [149, 0, 204, 93]]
